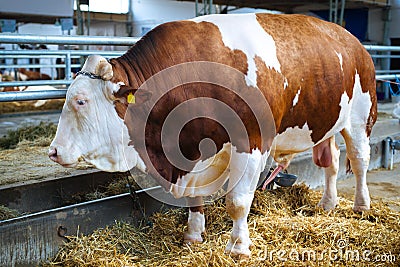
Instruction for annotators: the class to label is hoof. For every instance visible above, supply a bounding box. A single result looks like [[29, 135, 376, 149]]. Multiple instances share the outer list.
[[225, 240, 252, 258], [183, 232, 203, 245], [352, 205, 370, 213], [354, 194, 370, 213], [317, 198, 338, 211]]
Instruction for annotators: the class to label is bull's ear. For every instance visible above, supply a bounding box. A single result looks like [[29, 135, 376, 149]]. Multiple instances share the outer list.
[[95, 59, 113, 81], [115, 85, 152, 105]]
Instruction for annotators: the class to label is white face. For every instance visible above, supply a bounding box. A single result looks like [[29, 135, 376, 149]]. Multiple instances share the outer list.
[[49, 57, 138, 172]]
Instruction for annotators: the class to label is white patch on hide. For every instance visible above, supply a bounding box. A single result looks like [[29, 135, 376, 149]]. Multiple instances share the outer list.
[[284, 78, 289, 90], [272, 122, 314, 153], [319, 91, 351, 143], [320, 71, 372, 145], [336, 51, 343, 72], [349, 71, 373, 126], [170, 143, 232, 198], [191, 14, 281, 86], [169, 144, 268, 199], [292, 88, 301, 107]]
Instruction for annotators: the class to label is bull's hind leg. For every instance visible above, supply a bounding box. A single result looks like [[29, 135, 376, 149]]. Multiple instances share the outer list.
[[184, 197, 205, 244], [314, 135, 340, 210], [340, 127, 371, 211], [225, 149, 265, 257]]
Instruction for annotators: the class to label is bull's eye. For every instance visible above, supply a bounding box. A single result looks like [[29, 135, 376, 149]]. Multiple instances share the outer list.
[[76, 99, 87, 106]]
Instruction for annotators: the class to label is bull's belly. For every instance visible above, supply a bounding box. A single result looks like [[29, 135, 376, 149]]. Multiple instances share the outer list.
[[169, 143, 268, 198], [271, 123, 315, 155], [170, 143, 231, 198]]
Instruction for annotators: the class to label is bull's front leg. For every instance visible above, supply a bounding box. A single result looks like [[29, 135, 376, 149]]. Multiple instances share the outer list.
[[225, 191, 254, 256], [184, 197, 205, 244], [225, 150, 264, 257]]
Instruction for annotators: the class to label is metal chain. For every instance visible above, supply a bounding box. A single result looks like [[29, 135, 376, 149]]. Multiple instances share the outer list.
[[124, 173, 153, 227]]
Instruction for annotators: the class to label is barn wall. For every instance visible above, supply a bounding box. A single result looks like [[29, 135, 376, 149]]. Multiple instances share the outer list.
[[368, 8, 384, 43], [389, 0, 400, 39], [130, 0, 196, 36], [368, 0, 400, 44], [0, 0, 73, 17]]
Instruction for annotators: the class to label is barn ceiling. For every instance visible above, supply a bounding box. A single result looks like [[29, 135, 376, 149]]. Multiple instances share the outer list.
[[0, 11, 128, 26], [0, 0, 389, 28], [183, 0, 390, 13]]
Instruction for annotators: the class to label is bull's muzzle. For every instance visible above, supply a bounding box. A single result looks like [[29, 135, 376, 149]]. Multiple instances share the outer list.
[[48, 147, 59, 163]]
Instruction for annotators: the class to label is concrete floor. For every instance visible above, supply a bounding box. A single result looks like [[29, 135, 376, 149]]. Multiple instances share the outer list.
[[335, 163, 400, 211], [0, 111, 61, 136]]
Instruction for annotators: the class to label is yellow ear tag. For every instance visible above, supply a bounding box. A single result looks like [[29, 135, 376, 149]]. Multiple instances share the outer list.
[[127, 93, 135, 104]]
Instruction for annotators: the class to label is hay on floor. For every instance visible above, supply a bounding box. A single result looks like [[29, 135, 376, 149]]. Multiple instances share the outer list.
[[44, 184, 400, 267], [0, 205, 20, 220], [0, 122, 57, 150], [0, 99, 64, 114]]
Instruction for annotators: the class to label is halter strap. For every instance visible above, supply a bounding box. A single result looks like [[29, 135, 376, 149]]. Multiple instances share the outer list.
[[76, 71, 103, 80]]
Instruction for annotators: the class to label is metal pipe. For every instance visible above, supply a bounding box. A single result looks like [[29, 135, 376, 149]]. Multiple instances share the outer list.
[[77, 1, 84, 36], [0, 80, 71, 87], [371, 55, 400, 59], [382, 7, 392, 101], [383, 137, 392, 169], [0, 90, 67, 102], [376, 74, 400, 80], [0, 34, 139, 46], [339, 0, 345, 26], [65, 52, 72, 80], [127, 0, 134, 36], [0, 64, 81, 69], [0, 55, 78, 59], [363, 45, 400, 52], [334, 0, 339, 23], [376, 70, 400, 74], [0, 50, 124, 56]]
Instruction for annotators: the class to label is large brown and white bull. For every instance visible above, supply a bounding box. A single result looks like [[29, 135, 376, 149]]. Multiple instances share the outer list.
[[49, 13, 377, 256]]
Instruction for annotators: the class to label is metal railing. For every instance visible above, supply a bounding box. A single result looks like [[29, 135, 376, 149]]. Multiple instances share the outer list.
[[0, 34, 137, 102], [0, 34, 140, 46], [364, 45, 400, 81], [0, 49, 125, 85], [0, 34, 399, 102]]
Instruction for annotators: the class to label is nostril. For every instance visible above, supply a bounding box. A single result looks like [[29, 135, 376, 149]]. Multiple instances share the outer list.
[[48, 147, 58, 161]]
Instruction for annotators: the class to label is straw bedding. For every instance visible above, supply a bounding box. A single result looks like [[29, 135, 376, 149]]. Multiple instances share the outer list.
[[0, 123, 94, 186], [0, 99, 64, 114], [0, 205, 19, 220], [44, 184, 400, 266], [0, 121, 57, 150]]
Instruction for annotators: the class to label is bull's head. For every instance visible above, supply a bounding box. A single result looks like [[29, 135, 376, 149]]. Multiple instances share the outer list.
[[48, 55, 143, 172]]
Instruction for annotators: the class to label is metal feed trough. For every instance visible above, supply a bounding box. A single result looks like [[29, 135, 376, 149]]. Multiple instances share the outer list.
[[0, 171, 181, 266]]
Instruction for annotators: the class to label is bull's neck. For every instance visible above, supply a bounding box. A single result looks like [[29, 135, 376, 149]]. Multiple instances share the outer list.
[[109, 57, 145, 90], [110, 35, 162, 90]]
